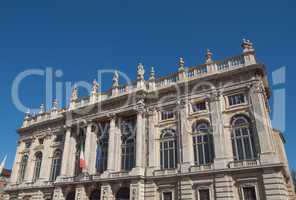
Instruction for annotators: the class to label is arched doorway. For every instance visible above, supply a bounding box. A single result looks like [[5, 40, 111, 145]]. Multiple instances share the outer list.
[[116, 187, 130, 200], [89, 189, 101, 200], [66, 191, 75, 200]]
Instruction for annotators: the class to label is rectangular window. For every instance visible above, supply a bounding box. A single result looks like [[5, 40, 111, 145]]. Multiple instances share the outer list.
[[198, 189, 210, 200], [161, 110, 175, 120], [192, 101, 207, 112], [163, 192, 173, 200], [228, 94, 245, 106], [242, 187, 257, 200]]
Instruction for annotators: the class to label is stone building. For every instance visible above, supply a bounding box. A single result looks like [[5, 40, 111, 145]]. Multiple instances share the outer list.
[[5, 40, 296, 200], [0, 168, 11, 199]]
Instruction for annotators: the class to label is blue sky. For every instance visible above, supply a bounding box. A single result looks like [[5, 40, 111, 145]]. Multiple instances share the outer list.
[[0, 0, 295, 169]]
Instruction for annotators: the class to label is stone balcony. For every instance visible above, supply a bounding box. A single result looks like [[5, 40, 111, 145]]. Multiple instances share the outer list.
[[189, 163, 213, 172], [5, 180, 54, 191], [153, 169, 179, 176], [228, 159, 260, 168]]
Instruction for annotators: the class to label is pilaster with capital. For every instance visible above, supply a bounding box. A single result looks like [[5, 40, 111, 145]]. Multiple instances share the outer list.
[[68, 129, 77, 176], [106, 114, 120, 172], [130, 181, 145, 200], [133, 100, 146, 174], [84, 122, 97, 174], [60, 127, 72, 177], [249, 82, 276, 163], [52, 187, 65, 200], [25, 138, 38, 183], [178, 99, 194, 171], [10, 141, 25, 184], [40, 134, 55, 182], [210, 92, 233, 169], [75, 185, 87, 200], [147, 107, 158, 171], [101, 184, 114, 200]]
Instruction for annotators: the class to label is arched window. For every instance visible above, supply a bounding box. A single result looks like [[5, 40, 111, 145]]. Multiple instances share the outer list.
[[160, 129, 177, 170], [50, 149, 62, 181], [18, 155, 28, 183], [121, 117, 136, 171], [231, 115, 257, 161], [33, 152, 42, 181], [96, 122, 109, 173], [192, 121, 214, 165]]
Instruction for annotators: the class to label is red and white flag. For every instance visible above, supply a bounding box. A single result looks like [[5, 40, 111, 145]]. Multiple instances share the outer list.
[[79, 143, 86, 169]]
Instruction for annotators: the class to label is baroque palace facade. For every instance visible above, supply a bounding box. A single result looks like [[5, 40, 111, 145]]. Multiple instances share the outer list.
[[4, 40, 296, 200]]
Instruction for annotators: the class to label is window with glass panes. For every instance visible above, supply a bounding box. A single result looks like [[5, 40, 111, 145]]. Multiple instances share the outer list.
[[192, 121, 214, 165], [50, 150, 62, 181], [160, 129, 177, 170], [231, 115, 257, 161], [96, 122, 109, 173], [18, 155, 28, 183], [33, 152, 42, 181], [198, 189, 210, 200], [121, 117, 136, 171], [242, 186, 257, 200], [161, 110, 175, 120], [192, 101, 207, 112], [228, 94, 245, 106], [163, 192, 173, 200]]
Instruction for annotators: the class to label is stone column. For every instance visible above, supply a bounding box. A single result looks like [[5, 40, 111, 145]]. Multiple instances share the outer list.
[[40, 135, 55, 181], [130, 181, 145, 200], [75, 185, 88, 200], [53, 187, 65, 200], [84, 122, 97, 174], [147, 107, 158, 173], [135, 109, 145, 170], [101, 184, 114, 200], [210, 92, 233, 169], [68, 130, 77, 176], [60, 127, 71, 177], [10, 141, 25, 184], [178, 99, 194, 172], [25, 138, 38, 183], [107, 115, 117, 172], [250, 82, 276, 163]]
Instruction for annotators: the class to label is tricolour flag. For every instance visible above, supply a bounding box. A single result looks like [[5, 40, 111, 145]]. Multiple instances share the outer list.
[[79, 143, 86, 169]]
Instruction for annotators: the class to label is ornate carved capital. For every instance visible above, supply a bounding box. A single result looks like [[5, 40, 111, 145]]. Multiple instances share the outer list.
[[209, 91, 220, 102], [176, 98, 187, 109], [251, 81, 265, 94], [106, 112, 116, 119], [146, 106, 156, 116]]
